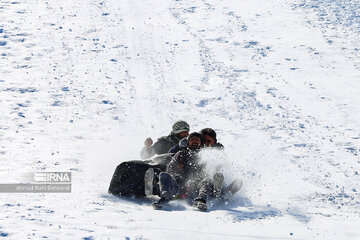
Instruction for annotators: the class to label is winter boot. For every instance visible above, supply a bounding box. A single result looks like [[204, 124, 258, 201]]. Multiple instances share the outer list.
[[192, 198, 208, 212], [213, 173, 224, 198], [152, 197, 170, 210], [144, 168, 154, 196]]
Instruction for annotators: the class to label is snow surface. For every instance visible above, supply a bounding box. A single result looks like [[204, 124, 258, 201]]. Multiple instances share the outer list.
[[1, 0, 359, 239]]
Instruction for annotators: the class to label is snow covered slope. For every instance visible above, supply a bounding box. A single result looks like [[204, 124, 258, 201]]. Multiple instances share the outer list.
[[0, 0, 359, 239]]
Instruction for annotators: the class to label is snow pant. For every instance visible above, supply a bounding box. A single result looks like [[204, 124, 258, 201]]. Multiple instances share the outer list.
[[159, 172, 214, 202], [108, 160, 161, 197], [158, 172, 179, 199], [186, 177, 214, 203]]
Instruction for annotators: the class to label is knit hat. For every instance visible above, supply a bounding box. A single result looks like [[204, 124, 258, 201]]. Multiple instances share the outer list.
[[199, 128, 217, 143], [187, 132, 203, 144], [172, 120, 190, 134]]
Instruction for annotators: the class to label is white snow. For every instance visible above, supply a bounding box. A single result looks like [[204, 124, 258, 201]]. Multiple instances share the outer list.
[[0, 0, 359, 239]]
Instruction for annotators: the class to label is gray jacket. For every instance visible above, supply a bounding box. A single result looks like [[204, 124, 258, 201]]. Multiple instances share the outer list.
[[166, 148, 207, 189], [140, 132, 181, 159]]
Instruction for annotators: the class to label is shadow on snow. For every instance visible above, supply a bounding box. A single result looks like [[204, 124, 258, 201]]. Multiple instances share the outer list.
[[101, 193, 281, 220]]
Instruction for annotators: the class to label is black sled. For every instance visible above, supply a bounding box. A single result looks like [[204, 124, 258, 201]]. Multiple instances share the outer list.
[[108, 153, 173, 197]]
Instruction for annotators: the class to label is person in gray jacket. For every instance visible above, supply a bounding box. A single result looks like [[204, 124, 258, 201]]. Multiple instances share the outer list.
[[140, 120, 190, 159], [152, 132, 216, 211]]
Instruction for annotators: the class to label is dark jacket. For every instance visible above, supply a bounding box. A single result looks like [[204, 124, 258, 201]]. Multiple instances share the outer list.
[[168, 138, 188, 154], [167, 148, 207, 189], [140, 132, 181, 159]]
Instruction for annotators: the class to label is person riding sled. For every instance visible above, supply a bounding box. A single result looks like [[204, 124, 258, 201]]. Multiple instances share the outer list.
[[140, 120, 190, 159]]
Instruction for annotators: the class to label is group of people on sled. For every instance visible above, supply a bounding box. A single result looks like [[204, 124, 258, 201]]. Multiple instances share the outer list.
[[108, 120, 242, 211]]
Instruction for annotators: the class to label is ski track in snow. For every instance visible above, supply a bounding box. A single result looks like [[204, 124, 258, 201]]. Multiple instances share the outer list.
[[0, 0, 359, 239]]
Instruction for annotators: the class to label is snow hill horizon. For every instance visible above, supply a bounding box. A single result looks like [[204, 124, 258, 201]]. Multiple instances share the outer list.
[[1, 0, 359, 239]]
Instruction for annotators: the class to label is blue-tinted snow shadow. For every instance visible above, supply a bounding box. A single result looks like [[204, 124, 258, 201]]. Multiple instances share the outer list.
[[211, 196, 311, 223], [101, 193, 281, 217], [226, 205, 281, 222], [100, 193, 153, 205], [100, 193, 187, 211], [209, 196, 282, 221], [285, 206, 311, 223]]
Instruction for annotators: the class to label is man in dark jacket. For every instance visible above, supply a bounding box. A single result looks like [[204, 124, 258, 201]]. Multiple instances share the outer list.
[[152, 132, 214, 211], [140, 120, 190, 159]]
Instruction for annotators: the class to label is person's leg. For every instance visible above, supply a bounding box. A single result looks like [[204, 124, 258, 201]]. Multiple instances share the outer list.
[[224, 178, 243, 195], [185, 179, 198, 202], [212, 173, 224, 198], [152, 168, 161, 196], [158, 172, 178, 199], [144, 168, 162, 196], [193, 177, 214, 211], [144, 168, 155, 196], [196, 177, 214, 201], [152, 172, 179, 209]]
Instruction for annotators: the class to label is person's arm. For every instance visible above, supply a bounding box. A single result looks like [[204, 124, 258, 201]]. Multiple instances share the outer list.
[[140, 137, 154, 159], [167, 152, 185, 186], [168, 138, 187, 154], [168, 144, 180, 154], [140, 138, 165, 159]]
